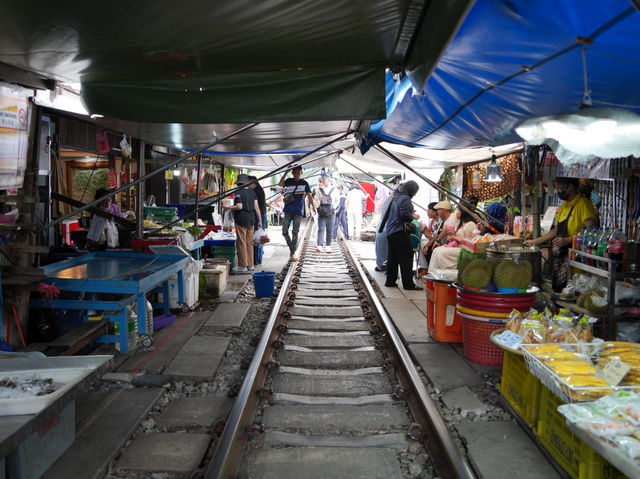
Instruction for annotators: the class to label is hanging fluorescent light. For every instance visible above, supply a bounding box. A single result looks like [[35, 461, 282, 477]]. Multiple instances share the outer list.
[[173, 168, 181, 176], [484, 155, 502, 183], [515, 46, 640, 165]]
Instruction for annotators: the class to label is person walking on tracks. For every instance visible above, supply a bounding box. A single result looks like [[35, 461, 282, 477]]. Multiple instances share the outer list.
[[279, 165, 316, 261], [313, 174, 340, 253]]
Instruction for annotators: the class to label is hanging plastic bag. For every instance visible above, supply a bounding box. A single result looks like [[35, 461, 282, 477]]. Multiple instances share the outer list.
[[106, 220, 119, 248], [120, 134, 132, 158], [253, 227, 268, 246], [223, 209, 235, 231]]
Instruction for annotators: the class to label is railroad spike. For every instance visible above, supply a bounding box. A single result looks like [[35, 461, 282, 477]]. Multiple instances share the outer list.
[[369, 324, 381, 335], [281, 311, 291, 320], [246, 424, 265, 440], [255, 386, 274, 400], [277, 324, 288, 333], [227, 382, 242, 397], [407, 422, 424, 441], [212, 419, 227, 436], [288, 292, 296, 301], [383, 358, 396, 371], [264, 360, 280, 371], [364, 311, 374, 321], [272, 339, 285, 350], [285, 300, 294, 307], [393, 385, 407, 400]]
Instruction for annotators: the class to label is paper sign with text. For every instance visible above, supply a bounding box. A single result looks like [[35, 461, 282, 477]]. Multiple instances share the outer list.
[[596, 358, 631, 386]]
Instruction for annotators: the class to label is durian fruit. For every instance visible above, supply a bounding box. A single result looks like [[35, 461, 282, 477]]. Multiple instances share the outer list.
[[493, 259, 533, 289], [461, 259, 492, 289], [457, 255, 475, 284], [580, 290, 609, 314]]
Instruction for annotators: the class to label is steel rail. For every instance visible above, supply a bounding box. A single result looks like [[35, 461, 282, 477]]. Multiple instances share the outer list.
[[205, 221, 312, 479], [341, 239, 477, 479]]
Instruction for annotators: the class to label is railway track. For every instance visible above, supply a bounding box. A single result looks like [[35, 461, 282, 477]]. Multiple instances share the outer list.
[[206, 225, 476, 479]]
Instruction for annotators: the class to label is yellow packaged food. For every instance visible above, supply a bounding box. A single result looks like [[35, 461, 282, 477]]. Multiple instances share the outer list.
[[538, 351, 586, 362], [562, 374, 609, 388], [550, 361, 597, 376], [527, 344, 568, 356]]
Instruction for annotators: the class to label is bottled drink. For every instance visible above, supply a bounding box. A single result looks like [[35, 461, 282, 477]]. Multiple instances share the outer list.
[[586, 227, 598, 265], [596, 228, 609, 267], [609, 227, 626, 272], [575, 227, 586, 262], [576, 227, 585, 252]]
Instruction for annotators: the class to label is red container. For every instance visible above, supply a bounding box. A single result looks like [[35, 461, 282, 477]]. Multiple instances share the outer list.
[[462, 316, 505, 366], [426, 280, 462, 343], [457, 297, 535, 313]]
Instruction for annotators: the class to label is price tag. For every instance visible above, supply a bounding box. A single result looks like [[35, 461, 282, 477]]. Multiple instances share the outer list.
[[165, 170, 174, 180], [596, 358, 631, 386], [494, 331, 523, 350]]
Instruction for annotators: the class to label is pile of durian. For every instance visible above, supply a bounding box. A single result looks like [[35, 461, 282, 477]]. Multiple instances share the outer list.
[[458, 257, 532, 291], [577, 290, 609, 314]]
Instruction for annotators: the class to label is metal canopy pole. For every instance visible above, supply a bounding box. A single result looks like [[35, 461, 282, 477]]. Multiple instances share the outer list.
[[338, 155, 430, 214], [375, 143, 508, 229], [195, 154, 202, 223], [147, 146, 346, 235], [37, 122, 260, 232], [137, 141, 145, 238]]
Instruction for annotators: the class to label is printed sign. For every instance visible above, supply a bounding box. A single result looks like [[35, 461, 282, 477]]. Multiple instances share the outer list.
[[596, 358, 631, 386], [493, 330, 523, 350]]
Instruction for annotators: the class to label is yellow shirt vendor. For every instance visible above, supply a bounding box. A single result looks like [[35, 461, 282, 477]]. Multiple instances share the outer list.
[[525, 177, 598, 291]]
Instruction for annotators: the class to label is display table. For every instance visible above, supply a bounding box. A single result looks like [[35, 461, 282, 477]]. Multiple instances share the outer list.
[[34, 252, 189, 352], [568, 422, 640, 479], [131, 238, 204, 259], [0, 355, 112, 477]]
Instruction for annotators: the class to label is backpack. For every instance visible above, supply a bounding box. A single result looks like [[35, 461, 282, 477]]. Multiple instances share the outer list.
[[317, 187, 335, 217]]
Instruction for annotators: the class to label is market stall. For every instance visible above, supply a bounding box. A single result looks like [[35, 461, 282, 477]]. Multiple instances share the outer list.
[[31, 251, 189, 352]]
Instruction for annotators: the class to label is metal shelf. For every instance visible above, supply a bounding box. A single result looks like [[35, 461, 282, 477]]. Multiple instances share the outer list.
[[563, 249, 640, 340]]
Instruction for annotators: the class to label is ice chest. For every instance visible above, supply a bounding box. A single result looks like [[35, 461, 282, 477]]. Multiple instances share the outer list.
[[426, 279, 462, 343]]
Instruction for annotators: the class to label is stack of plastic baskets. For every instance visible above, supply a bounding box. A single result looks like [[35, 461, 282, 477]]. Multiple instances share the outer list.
[[456, 286, 536, 367]]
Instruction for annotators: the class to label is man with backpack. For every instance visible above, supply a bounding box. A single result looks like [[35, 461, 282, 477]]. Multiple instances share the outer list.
[[313, 174, 340, 253]]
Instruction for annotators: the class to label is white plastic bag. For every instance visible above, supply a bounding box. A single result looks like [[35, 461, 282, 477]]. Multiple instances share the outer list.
[[223, 209, 235, 231], [106, 220, 119, 248], [253, 228, 265, 246]]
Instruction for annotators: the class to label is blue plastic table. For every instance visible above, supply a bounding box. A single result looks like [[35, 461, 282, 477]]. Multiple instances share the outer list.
[[36, 252, 190, 352]]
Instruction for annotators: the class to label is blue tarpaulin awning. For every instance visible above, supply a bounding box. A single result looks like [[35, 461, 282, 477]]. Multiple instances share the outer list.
[[366, 0, 640, 151]]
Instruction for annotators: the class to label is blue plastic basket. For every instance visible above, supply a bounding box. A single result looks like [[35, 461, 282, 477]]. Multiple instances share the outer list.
[[253, 271, 276, 298]]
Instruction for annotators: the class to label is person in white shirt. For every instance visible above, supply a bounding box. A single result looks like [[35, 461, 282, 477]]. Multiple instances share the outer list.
[[345, 183, 366, 240], [313, 174, 340, 253], [428, 201, 478, 271]]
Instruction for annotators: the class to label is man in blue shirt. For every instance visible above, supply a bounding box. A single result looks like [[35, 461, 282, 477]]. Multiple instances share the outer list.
[[278, 166, 316, 261]]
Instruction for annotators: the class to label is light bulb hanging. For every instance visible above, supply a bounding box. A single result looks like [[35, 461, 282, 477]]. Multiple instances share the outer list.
[[484, 155, 502, 183]]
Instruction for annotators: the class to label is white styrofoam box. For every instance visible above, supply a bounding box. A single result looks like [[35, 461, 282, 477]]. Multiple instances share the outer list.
[[158, 260, 202, 309], [0, 356, 111, 416], [7, 401, 75, 479]]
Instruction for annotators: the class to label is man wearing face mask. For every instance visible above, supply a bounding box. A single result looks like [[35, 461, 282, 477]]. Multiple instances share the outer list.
[[525, 177, 598, 291]]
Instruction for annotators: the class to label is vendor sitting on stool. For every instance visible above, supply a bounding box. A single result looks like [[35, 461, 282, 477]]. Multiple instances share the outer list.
[[525, 176, 598, 292]]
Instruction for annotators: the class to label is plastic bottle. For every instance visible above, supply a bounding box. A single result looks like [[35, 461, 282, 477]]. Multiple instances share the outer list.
[[575, 227, 585, 253], [596, 228, 610, 269], [586, 227, 598, 265], [609, 227, 626, 272]]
